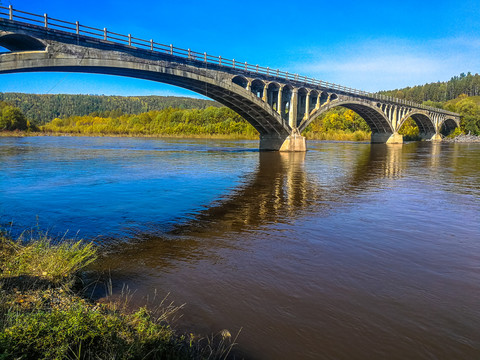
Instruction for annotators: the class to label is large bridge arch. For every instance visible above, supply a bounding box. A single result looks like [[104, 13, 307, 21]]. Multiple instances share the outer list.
[[298, 99, 393, 135], [398, 110, 436, 135], [440, 118, 459, 135], [0, 42, 292, 142]]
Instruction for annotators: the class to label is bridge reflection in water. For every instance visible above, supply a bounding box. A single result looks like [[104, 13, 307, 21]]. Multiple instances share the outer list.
[[86, 141, 480, 360], [95, 143, 418, 272]]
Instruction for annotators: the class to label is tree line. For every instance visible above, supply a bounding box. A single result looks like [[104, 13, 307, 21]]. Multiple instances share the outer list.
[[2, 71, 480, 137], [379, 72, 480, 103]]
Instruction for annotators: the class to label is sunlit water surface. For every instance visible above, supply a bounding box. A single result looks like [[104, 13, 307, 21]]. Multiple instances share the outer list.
[[1, 136, 479, 359]]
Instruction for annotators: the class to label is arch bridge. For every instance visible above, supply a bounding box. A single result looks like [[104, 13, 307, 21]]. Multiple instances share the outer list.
[[0, 6, 461, 151]]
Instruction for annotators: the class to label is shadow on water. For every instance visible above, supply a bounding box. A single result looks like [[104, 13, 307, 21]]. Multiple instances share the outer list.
[[93, 142, 431, 274]]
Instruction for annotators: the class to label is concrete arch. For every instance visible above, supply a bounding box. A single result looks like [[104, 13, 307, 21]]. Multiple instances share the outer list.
[[280, 84, 293, 121], [319, 92, 329, 106], [398, 110, 435, 134], [299, 99, 392, 134], [0, 45, 290, 139], [232, 75, 248, 88], [250, 79, 265, 97], [308, 90, 319, 114], [267, 81, 281, 89], [266, 82, 280, 111], [440, 118, 458, 134], [297, 88, 308, 121], [0, 32, 46, 51]]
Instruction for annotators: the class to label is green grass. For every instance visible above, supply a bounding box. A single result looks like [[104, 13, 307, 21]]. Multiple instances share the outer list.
[[0, 232, 238, 359], [0, 234, 97, 285], [303, 129, 371, 141]]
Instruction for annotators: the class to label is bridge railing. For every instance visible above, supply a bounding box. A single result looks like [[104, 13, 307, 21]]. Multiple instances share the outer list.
[[0, 5, 459, 117]]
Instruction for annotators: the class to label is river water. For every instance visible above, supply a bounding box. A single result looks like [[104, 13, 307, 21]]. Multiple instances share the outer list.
[[1, 136, 479, 359]]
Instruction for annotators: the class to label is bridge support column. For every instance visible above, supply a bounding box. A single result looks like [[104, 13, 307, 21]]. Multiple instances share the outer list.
[[280, 130, 306, 152], [371, 132, 403, 144], [419, 132, 442, 142], [289, 88, 298, 128], [277, 87, 283, 115], [259, 130, 306, 152]]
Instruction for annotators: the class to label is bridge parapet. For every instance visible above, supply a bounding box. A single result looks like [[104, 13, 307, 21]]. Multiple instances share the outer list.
[[0, 5, 462, 150]]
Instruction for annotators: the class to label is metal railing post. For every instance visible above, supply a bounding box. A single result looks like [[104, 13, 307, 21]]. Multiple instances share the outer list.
[[170, 44, 173, 55], [219, 56, 222, 65], [9, 5, 13, 20], [44, 13, 48, 28], [232, 59, 235, 68], [128, 34, 131, 46], [104, 28, 107, 40], [150, 39, 153, 50], [76, 21, 79, 34], [204, 52, 207, 62]]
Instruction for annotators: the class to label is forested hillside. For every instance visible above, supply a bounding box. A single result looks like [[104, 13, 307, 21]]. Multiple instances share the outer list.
[[0, 93, 220, 125], [379, 72, 480, 103], [3, 72, 480, 138]]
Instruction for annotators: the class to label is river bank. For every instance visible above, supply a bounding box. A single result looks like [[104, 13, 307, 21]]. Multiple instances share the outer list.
[[0, 129, 372, 141], [0, 232, 237, 359], [442, 133, 480, 142]]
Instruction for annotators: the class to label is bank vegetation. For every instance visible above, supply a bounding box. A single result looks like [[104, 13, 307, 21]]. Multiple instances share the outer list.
[[2, 72, 480, 140], [0, 231, 238, 359]]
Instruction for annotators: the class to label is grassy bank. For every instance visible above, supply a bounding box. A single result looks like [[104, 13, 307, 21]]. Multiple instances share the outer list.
[[0, 232, 237, 359], [304, 129, 371, 141]]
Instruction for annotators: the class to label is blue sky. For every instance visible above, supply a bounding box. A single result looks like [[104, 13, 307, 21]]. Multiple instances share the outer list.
[[0, 0, 479, 97]]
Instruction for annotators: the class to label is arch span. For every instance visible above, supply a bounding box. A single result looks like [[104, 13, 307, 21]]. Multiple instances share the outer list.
[[398, 110, 436, 135], [440, 118, 458, 135], [298, 99, 393, 135], [0, 41, 291, 141]]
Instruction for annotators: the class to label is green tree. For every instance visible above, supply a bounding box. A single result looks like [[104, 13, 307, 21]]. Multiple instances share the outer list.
[[0, 105, 28, 130]]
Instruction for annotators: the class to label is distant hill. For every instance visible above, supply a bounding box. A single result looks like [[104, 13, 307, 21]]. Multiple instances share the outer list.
[[0, 93, 220, 125], [379, 72, 480, 103]]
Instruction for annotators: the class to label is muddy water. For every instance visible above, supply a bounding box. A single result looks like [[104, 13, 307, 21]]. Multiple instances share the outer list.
[[1, 136, 479, 359]]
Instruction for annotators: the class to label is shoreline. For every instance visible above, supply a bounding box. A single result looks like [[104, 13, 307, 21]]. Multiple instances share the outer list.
[[3, 131, 480, 143], [0, 232, 238, 359], [0, 130, 371, 142]]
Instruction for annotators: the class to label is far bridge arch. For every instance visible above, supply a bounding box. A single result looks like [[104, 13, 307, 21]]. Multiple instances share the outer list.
[[298, 99, 394, 139], [440, 118, 459, 135], [398, 110, 436, 139]]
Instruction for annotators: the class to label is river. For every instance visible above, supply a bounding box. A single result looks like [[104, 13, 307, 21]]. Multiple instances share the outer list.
[[1, 136, 479, 359]]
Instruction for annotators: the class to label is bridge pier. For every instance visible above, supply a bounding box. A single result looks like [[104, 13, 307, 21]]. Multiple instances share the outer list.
[[371, 132, 403, 144], [419, 132, 442, 142], [260, 131, 306, 152]]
